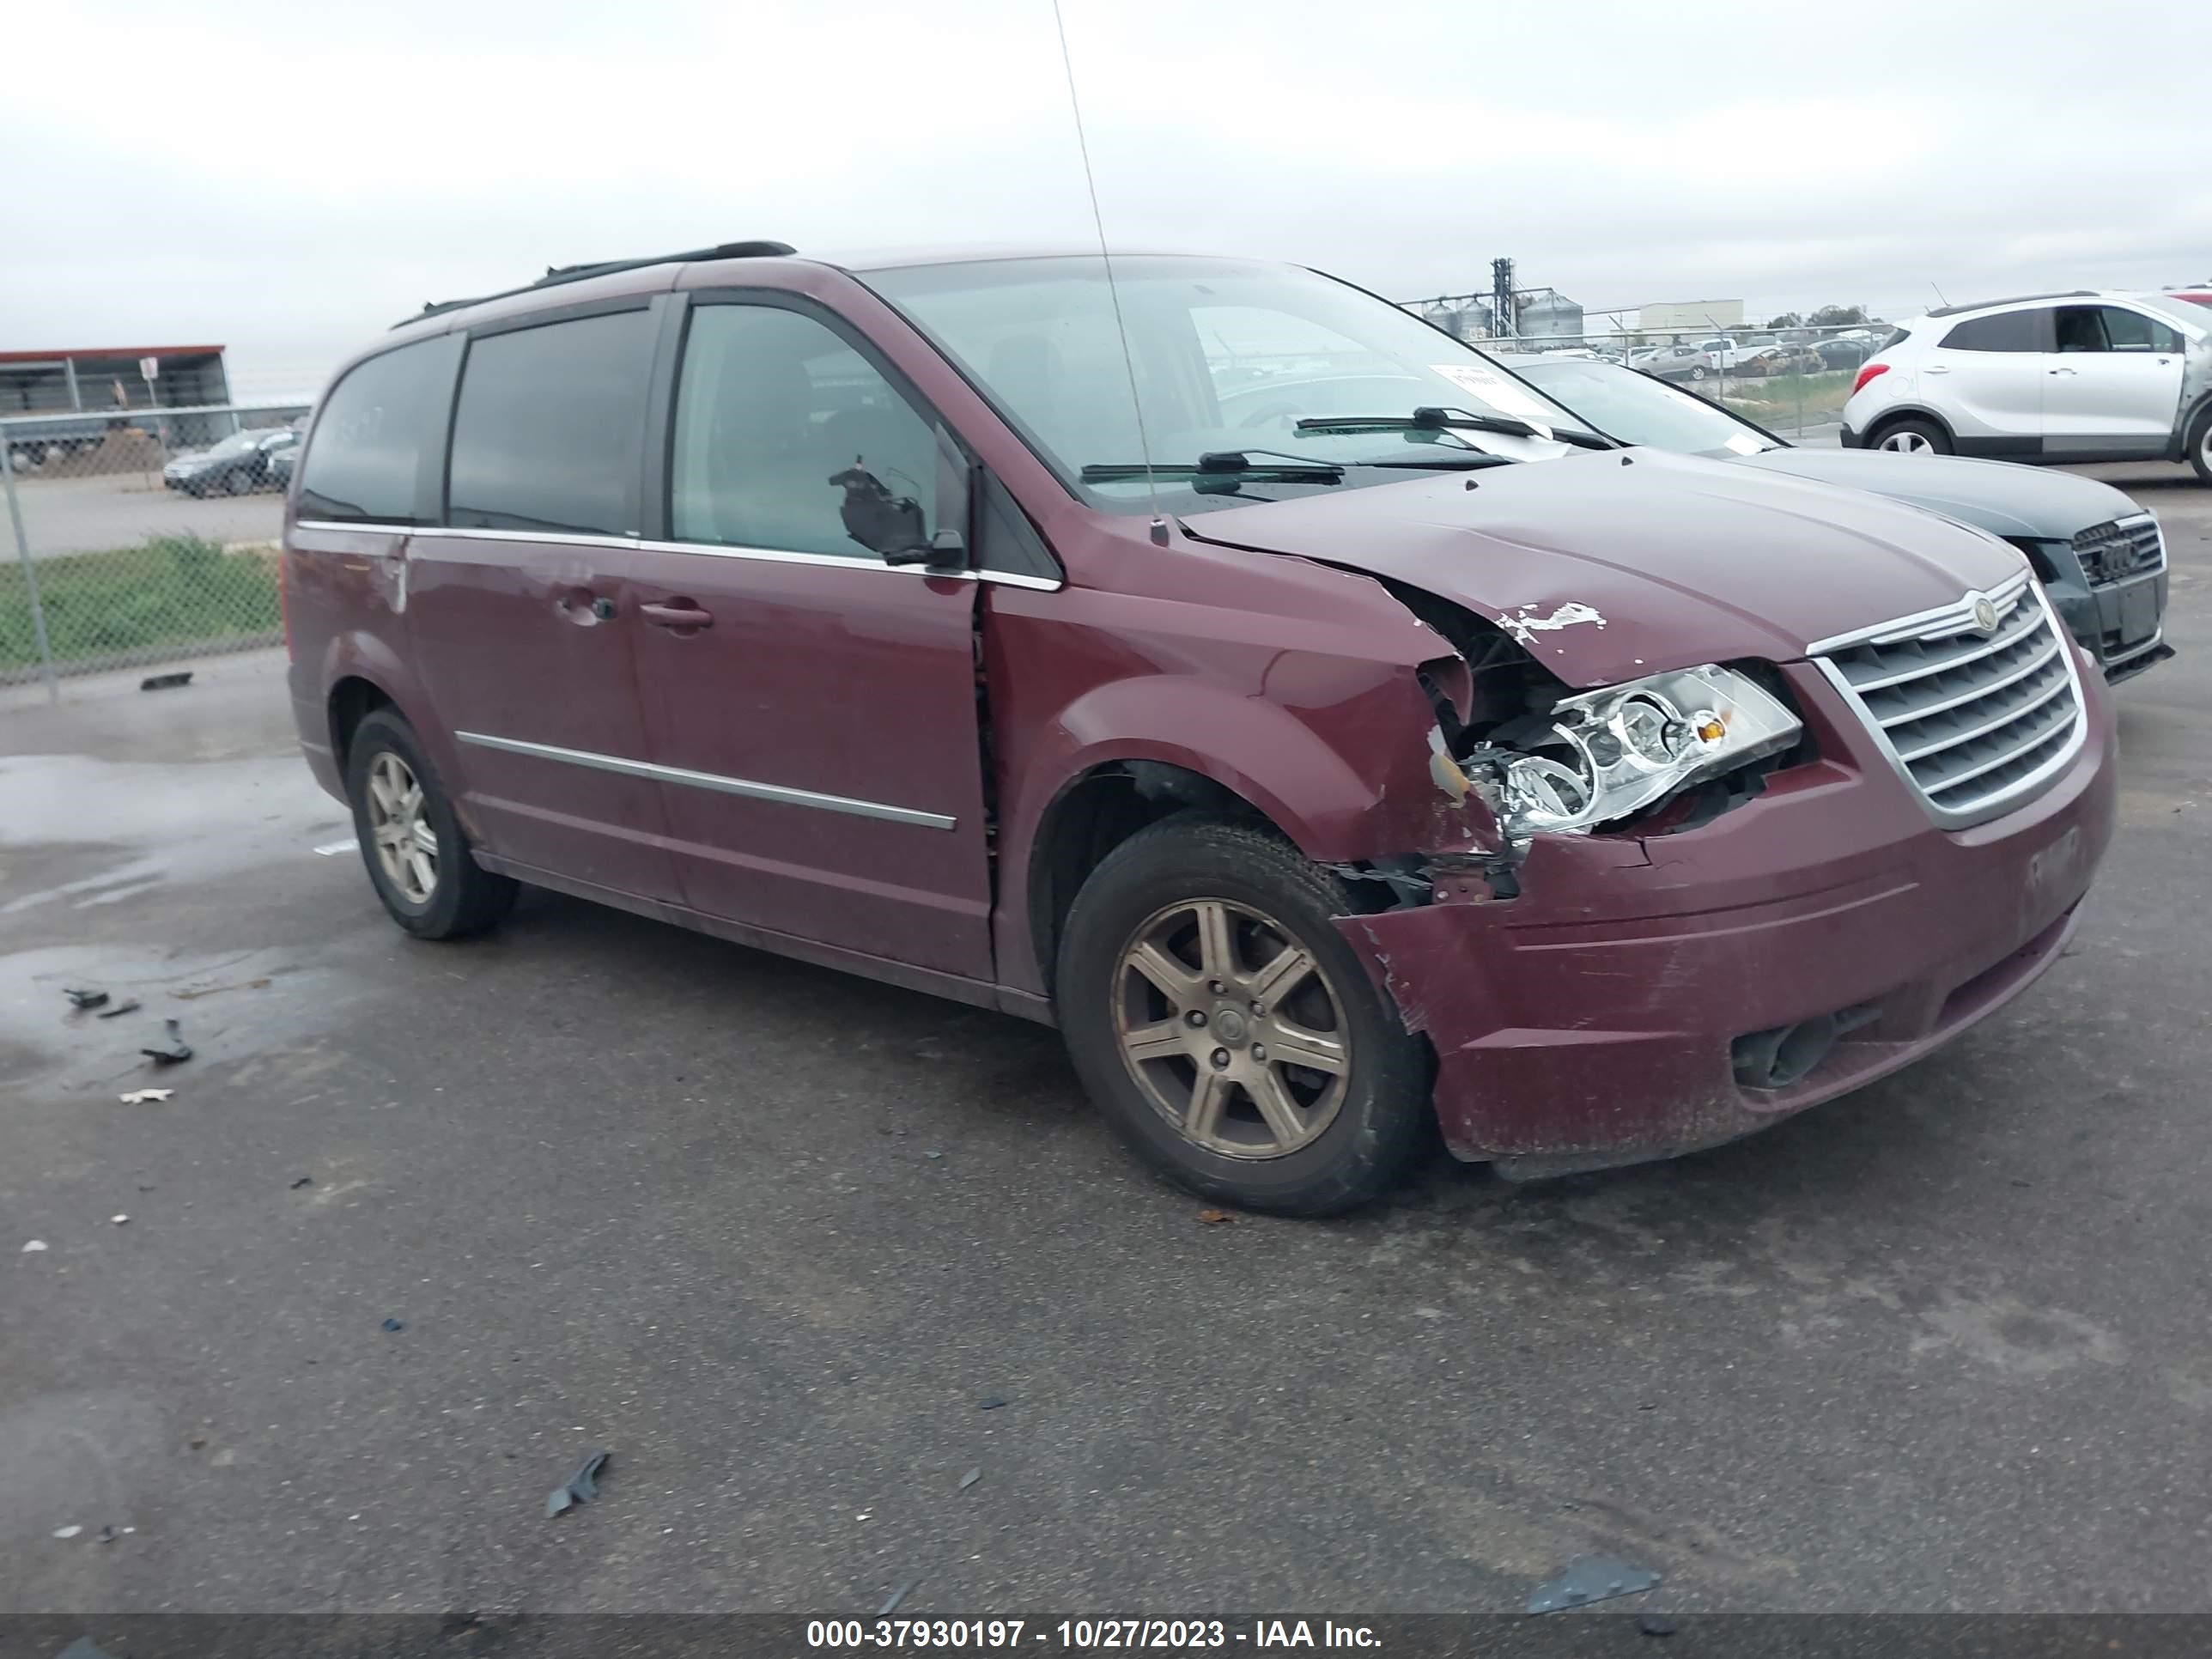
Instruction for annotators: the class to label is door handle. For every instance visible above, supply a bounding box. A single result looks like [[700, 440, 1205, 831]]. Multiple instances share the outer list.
[[2049, 367, 2077, 376], [1924, 364, 1950, 374], [640, 600, 713, 629]]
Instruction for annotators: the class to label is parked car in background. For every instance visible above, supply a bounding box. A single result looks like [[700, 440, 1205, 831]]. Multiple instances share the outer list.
[[1638, 343, 1713, 381], [1815, 336, 1875, 370], [1732, 344, 1790, 376], [1842, 292, 2211, 483], [163, 426, 300, 495], [1500, 353, 2171, 682], [267, 441, 297, 490], [1697, 337, 1755, 369]]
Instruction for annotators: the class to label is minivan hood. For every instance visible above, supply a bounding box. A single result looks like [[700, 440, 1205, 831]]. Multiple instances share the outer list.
[[1733, 447, 2138, 541], [1180, 447, 2027, 688]]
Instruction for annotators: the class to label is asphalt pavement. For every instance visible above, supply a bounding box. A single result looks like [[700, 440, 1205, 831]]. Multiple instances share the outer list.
[[3, 465, 2209, 1617], [4, 471, 283, 558]]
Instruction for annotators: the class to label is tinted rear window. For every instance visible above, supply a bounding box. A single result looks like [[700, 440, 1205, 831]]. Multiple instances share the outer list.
[[298, 338, 452, 524], [447, 309, 654, 535], [1940, 311, 2039, 352], [1875, 326, 1911, 354]]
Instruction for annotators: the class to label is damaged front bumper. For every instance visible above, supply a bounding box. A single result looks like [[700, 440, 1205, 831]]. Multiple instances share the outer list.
[[1337, 661, 2118, 1176]]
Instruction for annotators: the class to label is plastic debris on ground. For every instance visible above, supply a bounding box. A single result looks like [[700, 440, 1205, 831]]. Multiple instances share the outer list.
[[52, 1525, 83, 1539], [1197, 1208, 1234, 1224], [1641, 1616, 1677, 1638], [546, 1449, 611, 1517], [118, 1090, 173, 1104], [139, 1019, 192, 1066], [58, 1640, 122, 1659], [64, 988, 109, 1011], [1525, 1554, 1662, 1614], [21, 1240, 47, 1253], [140, 671, 193, 691], [878, 1577, 921, 1616], [978, 1395, 1007, 1411], [96, 1000, 141, 1019], [110, 1215, 128, 1226], [381, 1318, 404, 1333], [290, 1176, 313, 1189], [958, 1468, 981, 1490]]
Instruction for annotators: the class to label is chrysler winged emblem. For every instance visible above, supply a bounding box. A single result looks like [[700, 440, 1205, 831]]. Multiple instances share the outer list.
[[1972, 596, 2000, 634]]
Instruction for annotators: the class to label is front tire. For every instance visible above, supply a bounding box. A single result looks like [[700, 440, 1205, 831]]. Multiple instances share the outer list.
[[2188, 405, 2211, 487], [1870, 416, 1952, 456], [345, 708, 517, 939], [1056, 816, 1431, 1217]]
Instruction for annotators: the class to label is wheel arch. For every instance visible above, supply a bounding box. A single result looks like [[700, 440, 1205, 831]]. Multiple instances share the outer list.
[[1024, 757, 1291, 1000], [1860, 404, 1958, 448]]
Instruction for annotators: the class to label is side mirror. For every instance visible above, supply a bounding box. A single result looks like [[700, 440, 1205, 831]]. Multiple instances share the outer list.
[[881, 527, 969, 571]]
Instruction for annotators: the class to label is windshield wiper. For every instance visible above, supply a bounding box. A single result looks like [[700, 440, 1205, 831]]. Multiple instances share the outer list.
[[1080, 450, 1347, 494], [1295, 406, 1617, 451]]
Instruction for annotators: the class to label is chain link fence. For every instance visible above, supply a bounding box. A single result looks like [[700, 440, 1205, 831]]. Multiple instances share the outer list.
[[3, 402, 308, 695], [1403, 314, 1891, 438]]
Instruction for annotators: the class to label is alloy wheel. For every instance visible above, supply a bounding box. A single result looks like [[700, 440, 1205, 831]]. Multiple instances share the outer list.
[[1111, 898, 1352, 1160], [366, 750, 439, 904], [1880, 429, 1935, 454]]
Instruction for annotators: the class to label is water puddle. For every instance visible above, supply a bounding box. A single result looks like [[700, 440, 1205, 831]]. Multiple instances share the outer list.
[[0, 753, 349, 915]]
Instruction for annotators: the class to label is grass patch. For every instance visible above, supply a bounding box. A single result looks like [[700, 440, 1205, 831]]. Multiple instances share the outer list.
[[1, 533, 279, 672]]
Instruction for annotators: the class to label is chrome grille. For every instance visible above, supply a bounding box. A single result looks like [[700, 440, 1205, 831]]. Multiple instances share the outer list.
[[2073, 514, 2164, 586], [1812, 570, 2087, 825]]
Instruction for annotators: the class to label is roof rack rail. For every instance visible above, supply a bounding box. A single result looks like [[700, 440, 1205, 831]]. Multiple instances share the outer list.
[[1924, 289, 2097, 318], [397, 240, 798, 329]]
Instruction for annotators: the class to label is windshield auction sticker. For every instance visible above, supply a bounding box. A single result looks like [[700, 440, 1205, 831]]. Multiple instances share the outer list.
[[1427, 362, 1555, 433]]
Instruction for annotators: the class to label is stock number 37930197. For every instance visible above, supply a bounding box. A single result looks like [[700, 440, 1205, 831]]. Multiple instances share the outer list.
[[806, 1622, 1234, 1649]]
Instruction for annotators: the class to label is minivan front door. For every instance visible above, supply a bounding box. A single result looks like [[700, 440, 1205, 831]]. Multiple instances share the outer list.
[[2041, 304, 2187, 456], [405, 304, 682, 902], [627, 298, 995, 982]]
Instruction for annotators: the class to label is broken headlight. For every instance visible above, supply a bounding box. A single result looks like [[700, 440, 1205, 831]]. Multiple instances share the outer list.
[[1484, 665, 1801, 838]]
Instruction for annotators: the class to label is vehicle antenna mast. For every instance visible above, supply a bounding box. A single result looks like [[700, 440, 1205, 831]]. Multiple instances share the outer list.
[[1050, 0, 1170, 546]]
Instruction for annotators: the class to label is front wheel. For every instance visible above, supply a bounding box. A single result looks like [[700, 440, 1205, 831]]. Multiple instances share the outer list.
[[1056, 817, 1431, 1216], [2188, 406, 2211, 486], [345, 708, 517, 939], [1688, 365, 1708, 380]]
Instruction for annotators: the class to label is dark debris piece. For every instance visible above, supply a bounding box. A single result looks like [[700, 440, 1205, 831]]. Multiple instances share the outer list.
[[1640, 1616, 1677, 1638], [958, 1468, 981, 1490], [978, 1395, 1007, 1411], [381, 1318, 404, 1333], [64, 988, 109, 1011], [546, 1449, 610, 1517], [97, 1000, 141, 1019], [291, 1176, 314, 1189], [878, 1576, 921, 1616], [140, 1019, 192, 1066], [139, 672, 193, 691], [58, 1640, 122, 1659], [1525, 1554, 1661, 1615]]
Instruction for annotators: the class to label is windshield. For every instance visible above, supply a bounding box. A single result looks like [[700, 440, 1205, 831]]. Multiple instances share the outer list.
[[864, 256, 1602, 512], [1507, 359, 1780, 458], [207, 430, 264, 454]]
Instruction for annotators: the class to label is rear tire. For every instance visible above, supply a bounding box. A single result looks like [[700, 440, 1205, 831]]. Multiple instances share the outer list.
[[2188, 406, 2211, 487], [1869, 416, 1951, 456], [1056, 816, 1431, 1217], [344, 708, 517, 939]]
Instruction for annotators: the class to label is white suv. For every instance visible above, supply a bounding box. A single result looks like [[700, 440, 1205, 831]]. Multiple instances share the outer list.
[[1842, 290, 2212, 484]]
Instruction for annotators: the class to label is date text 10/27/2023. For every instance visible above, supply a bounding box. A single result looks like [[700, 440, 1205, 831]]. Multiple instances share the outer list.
[[807, 1621, 1383, 1650]]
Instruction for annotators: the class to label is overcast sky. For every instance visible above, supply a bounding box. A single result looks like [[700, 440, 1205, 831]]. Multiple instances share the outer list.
[[5, 0, 2205, 398]]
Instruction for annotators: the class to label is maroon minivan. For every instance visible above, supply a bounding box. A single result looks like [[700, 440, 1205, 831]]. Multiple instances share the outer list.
[[283, 241, 2118, 1213]]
